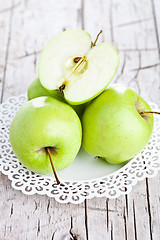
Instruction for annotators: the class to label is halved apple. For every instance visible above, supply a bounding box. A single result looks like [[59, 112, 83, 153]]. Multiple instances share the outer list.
[[38, 29, 119, 105]]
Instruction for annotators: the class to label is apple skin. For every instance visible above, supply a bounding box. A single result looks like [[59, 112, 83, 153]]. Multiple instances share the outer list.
[[27, 77, 87, 118], [82, 84, 154, 164], [9, 97, 82, 175], [70, 103, 87, 119], [27, 77, 65, 102]]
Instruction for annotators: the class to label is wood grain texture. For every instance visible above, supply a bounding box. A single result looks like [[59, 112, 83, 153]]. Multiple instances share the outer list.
[[0, 0, 15, 102], [152, 0, 160, 57], [0, 0, 160, 239]]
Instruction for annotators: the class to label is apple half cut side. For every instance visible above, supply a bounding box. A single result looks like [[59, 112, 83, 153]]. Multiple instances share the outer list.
[[38, 29, 119, 105]]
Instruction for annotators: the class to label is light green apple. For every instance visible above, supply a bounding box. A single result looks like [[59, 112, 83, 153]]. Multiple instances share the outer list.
[[27, 77, 65, 102], [27, 77, 87, 118], [82, 84, 154, 164], [27, 77, 53, 99], [38, 29, 119, 105], [9, 97, 82, 176]]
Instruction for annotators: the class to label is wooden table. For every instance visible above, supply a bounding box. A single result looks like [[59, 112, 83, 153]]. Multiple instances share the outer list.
[[0, 0, 160, 239]]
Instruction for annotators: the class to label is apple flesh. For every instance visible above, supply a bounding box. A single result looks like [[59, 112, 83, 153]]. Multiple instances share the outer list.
[[27, 77, 87, 118], [9, 97, 82, 175], [82, 84, 154, 164], [38, 29, 119, 105]]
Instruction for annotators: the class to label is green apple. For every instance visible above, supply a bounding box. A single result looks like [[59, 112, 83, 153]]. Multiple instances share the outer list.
[[38, 29, 119, 105], [27, 77, 87, 118], [27, 77, 64, 102], [82, 84, 154, 164], [9, 97, 82, 179]]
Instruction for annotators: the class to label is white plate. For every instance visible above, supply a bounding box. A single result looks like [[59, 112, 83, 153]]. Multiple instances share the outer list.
[[0, 94, 160, 204], [58, 147, 127, 181]]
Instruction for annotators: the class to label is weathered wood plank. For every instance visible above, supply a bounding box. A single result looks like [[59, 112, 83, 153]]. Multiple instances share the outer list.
[[85, 198, 108, 240], [0, 172, 78, 240], [0, 172, 87, 240], [125, 181, 153, 240], [107, 196, 129, 240], [0, 0, 14, 102], [152, 0, 160, 57], [83, 0, 112, 43], [68, 202, 87, 240], [146, 176, 160, 239], [113, 0, 157, 51]]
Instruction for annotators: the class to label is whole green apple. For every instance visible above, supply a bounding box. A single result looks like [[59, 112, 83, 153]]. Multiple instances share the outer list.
[[27, 77, 64, 102], [27, 77, 87, 118], [82, 84, 154, 164], [9, 97, 82, 177]]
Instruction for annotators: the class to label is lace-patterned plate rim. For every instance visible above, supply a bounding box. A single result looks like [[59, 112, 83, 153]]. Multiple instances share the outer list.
[[0, 94, 160, 204]]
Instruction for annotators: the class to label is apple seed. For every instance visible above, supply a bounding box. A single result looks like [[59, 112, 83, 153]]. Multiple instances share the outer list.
[[74, 57, 82, 63]]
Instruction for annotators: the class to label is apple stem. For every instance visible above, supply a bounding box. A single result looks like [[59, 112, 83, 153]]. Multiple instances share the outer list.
[[46, 147, 60, 185], [140, 111, 160, 115], [92, 30, 103, 47], [59, 84, 65, 94]]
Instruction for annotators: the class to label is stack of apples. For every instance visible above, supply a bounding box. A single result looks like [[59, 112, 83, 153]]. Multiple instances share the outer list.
[[9, 29, 154, 184]]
